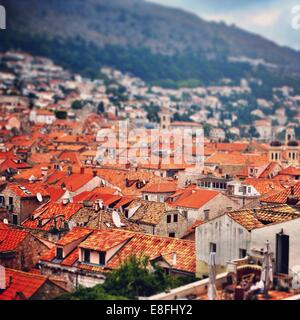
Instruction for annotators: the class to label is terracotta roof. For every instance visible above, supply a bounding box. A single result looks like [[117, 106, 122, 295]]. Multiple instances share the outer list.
[[244, 178, 285, 196], [170, 189, 219, 209], [79, 230, 132, 252], [205, 142, 248, 153], [142, 182, 177, 194], [22, 202, 82, 230], [60, 173, 95, 192], [7, 183, 50, 198], [227, 205, 300, 231], [259, 162, 280, 179], [70, 207, 143, 232], [261, 181, 300, 205], [127, 200, 174, 225], [206, 151, 268, 167], [41, 227, 196, 274], [0, 228, 28, 252], [0, 268, 48, 300], [279, 166, 300, 176]]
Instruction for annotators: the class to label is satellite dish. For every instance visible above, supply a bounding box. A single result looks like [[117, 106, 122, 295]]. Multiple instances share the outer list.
[[112, 211, 122, 228], [3, 219, 8, 224], [37, 192, 43, 202], [68, 221, 77, 230], [98, 199, 103, 209]]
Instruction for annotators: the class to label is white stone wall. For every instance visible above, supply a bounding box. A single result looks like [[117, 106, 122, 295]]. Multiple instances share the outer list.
[[196, 215, 251, 267], [251, 217, 300, 272]]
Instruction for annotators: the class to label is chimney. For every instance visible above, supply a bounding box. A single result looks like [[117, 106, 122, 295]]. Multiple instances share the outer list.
[[0, 265, 6, 290], [172, 252, 177, 266], [287, 185, 299, 205], [41, 167, 48, 181], [67, 166, 73, 176]]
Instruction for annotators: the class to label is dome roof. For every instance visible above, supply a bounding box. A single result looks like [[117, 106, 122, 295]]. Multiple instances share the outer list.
[[270, 140, 282, 147], [287, 140, 299, 147]]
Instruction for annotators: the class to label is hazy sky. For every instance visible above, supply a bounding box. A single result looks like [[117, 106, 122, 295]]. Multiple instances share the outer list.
[[148, 0, 300, 50]]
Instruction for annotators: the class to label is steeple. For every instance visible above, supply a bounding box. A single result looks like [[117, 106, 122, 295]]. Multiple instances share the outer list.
[[158, 102, 171, 130], [285, 127, 296, 145]]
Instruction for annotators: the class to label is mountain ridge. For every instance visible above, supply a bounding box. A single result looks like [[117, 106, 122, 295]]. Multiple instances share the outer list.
[[1, 0, 300, 90]]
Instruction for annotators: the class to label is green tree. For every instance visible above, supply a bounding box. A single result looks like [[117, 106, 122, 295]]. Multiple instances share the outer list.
[[249, 126, 260, 138], [58, 255, 195, 300], [97, 102, 105, 114], [71, 100, 84, 110], [55, 110, 67, 119]]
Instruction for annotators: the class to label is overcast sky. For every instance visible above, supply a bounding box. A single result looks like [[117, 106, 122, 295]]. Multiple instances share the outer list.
[[148, 0, 300, 50]]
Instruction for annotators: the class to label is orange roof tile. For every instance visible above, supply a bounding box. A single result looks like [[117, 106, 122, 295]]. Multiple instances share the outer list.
[[41, 227, 196, 274], [0, 228, 28, 252], [142, 182, 177, 194], [0, 269, 48, 300], [170, 189, 219, 209]]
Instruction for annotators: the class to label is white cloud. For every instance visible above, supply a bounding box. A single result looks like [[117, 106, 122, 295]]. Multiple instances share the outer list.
[[249, 9, 281, 28]]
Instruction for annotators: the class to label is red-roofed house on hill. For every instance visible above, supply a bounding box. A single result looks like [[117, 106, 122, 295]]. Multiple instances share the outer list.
[[0, 183, 50, 225], [141, 182, 177, 202], [50, 171, 103, 198], [168, 188, 239, 224], [39, 227, 195, 290], [0, 268, 68, 300], [22, 202, 83, 240], [0, 224, 49, 271]]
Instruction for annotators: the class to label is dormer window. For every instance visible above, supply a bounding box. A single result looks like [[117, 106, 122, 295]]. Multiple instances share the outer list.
[[83, 249, 90, 263], [99, 251, 106, 265], [56, 247, 63, 259]]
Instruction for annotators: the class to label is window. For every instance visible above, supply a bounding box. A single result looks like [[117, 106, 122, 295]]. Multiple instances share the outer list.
[[144, 195, 149, 201], [204, 210, 210, 221], [209, 242, 217, 253], [169, 232, 175, 238], [56, 247, 63, 259], [124, 210, 129, 219], [239, 249, 247, 259], [167, 215, 172, 223], [99, 251, 106, 265], [9, 197, 13, 205], [12, 214, 18, 225], [0, 196, 4, 207], [83, 249, 90, 263], [173, 214, 178, 223]]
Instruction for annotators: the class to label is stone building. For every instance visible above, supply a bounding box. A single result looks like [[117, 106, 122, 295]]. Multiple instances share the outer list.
[[126, 199, 187, 238], [0, 267, 69, 300], [195, 204, 300, 278], [268, 127, 300, 166], [0, 183, 50, 225], [39, 227, 196, 290], [0, 224, 49, 271]]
